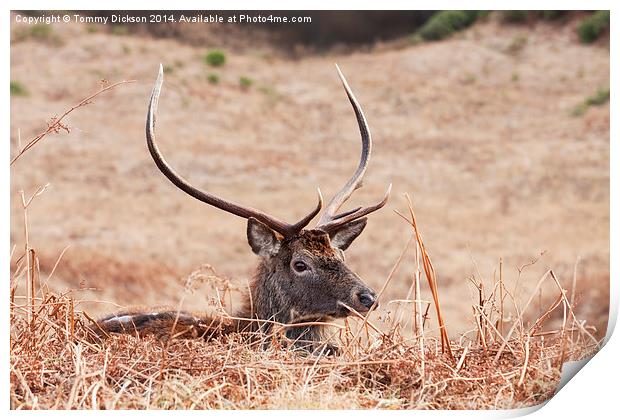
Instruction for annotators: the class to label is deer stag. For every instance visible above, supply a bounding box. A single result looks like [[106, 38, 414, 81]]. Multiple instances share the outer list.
[[94, 64, 391, 353]]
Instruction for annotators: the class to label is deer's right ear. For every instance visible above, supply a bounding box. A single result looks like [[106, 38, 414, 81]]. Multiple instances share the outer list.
[[328, 217, 368, 251], [247, 217, 281, 257]]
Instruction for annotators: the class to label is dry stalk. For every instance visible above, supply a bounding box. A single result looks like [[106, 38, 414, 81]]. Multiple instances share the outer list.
[[473, 305, 517, 358], [569, 257, 580, 343], [529, 292, 563, 335], [499, 258, 505, 336], [395, 194, 453, 361], [337, 302, 383, 336], [10, 79, 135, 166], [414, 242, 426, 380], [473, 306, 488, 352], [493, 269, 551, 364], [479, 281, 487, 345], [412, 244, 420, 336], [548, 271, 598, 346], [28, 249, 37, 329], [18, 185, 49, 328], [518, 335, 531, 387], [455, 344, 469, 373]]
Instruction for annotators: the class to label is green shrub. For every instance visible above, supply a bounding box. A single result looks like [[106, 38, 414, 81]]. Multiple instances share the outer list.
[[409, 34, 423, 45], [110, 25, 129, 36], [501, 11, 529, 23], [258, 85, 282, 104], [570, 103, 587, 117], [10, 81, 28, 97], [30, 24, 53, 39], [463, 11, 480, 24], [204, 49, 226, 67], [578, 11, 610, 43], [585, 87, 610, 106], [207, 73, 220, 85], [417, 10, 480, 41], [14, 24, 63, 45], [239, 76, 253, 89], [571, 87, 610, 116]]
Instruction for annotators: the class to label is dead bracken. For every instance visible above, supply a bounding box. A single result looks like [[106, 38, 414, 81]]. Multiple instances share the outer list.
[[10, 188, 600, 409]]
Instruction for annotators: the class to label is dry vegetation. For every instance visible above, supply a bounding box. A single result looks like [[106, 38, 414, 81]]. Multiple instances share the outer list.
[[10, 12, 608, 409], [10, 191, 601, 409], [9, 312, 599, 409]]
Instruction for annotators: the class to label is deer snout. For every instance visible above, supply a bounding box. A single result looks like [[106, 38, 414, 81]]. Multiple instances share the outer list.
[[356, 290, 378, 311]]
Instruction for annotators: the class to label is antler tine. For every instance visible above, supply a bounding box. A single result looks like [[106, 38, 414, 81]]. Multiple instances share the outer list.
[[146, 64, 322, 238], [319, 183, 392, 233], [316, 64, 371, 226], [316, 64, 390, 232]]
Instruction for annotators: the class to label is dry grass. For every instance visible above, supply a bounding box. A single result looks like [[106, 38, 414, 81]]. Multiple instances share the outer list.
[[10, 188, 600, 409], [9, 310, 595, 409]]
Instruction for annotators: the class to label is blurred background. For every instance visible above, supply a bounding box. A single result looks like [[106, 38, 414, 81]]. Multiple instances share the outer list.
[[10, 11, 610, 338]]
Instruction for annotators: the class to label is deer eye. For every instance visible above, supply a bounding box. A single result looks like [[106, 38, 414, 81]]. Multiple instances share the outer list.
[[292, 261, 308, 273]]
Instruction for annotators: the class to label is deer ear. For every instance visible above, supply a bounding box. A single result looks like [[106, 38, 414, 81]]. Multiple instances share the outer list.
[[247, 217, 281, 257], [328, 218, 367, 251]]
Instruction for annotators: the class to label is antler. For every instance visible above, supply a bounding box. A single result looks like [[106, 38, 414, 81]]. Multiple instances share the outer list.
[[315, 65, 391, 233], [146, 64, 323, 238]]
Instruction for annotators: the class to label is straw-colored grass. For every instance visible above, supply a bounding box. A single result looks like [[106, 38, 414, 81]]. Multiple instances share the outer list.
[[10, 191, 600, 409]]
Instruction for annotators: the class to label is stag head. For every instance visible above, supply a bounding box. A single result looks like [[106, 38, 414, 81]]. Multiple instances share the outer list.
[[247, 218, 377, 324]]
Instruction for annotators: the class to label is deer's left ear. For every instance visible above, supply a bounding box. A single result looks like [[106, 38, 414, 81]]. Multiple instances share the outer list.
[[328, 218, 368, 251], [247, 217, 281, 257]]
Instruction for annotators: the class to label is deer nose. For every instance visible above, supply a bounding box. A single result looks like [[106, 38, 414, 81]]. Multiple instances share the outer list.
[[357, 292, 376, 310]]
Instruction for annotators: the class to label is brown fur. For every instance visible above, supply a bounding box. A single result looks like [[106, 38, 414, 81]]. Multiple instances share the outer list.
[[94, 225, 377, 353]]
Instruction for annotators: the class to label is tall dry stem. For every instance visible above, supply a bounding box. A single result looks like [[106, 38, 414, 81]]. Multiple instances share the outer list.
[[11, 80, 135, 166], [396, 193, 453, 361]]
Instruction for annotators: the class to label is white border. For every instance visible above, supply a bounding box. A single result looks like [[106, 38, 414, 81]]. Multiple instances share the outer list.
[[3, 1, 617, 418]]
